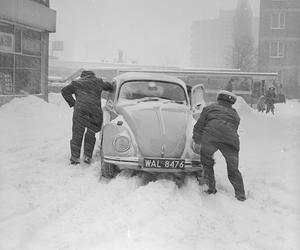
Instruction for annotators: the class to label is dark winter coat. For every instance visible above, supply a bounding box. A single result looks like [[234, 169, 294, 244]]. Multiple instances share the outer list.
[[265, 89, 276, 105], [61, 75, 113, 132], [257, 95, 266, 111], [193, 100, 240, 151]]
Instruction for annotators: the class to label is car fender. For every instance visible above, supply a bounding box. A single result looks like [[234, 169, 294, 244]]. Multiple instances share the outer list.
[[102, 116, 138, 157]]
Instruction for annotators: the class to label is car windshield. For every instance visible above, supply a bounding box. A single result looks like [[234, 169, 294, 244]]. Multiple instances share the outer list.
[[118, 81, 187, 104]]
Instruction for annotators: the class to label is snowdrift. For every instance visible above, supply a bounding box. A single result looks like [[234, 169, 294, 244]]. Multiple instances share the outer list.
[[0, 94, 299, 250], [233, 96, 255, 115]]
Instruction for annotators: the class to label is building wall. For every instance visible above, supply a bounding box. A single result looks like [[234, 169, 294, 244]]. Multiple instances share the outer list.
[[258, 0, 300, 98], [0, 0, 56, 105]]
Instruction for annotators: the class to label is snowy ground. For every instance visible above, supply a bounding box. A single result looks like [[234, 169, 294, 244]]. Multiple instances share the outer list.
[[0, 93, 299, 250]]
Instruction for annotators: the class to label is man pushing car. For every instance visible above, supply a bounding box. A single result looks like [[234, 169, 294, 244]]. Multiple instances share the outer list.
[[192, 90, 246, 201], [61, 70, 113, 165]]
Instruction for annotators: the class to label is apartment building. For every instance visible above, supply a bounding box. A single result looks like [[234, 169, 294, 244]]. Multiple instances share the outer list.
[[258, 0, 300, 97]]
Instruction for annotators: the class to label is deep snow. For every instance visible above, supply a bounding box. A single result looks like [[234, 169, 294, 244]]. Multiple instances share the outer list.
[[0, 94, 299, 250]]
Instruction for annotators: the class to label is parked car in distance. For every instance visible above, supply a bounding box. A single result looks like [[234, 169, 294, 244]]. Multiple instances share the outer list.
[[100, 72, 206, 185]]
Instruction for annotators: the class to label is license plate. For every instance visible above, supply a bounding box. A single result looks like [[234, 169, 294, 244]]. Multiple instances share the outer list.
[[144, 158, 185, 169]]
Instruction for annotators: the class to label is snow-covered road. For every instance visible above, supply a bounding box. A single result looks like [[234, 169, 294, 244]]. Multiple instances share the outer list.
[[0, 94, 299, 250]]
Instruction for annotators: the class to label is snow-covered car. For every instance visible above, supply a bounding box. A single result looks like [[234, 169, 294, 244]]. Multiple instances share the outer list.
[[100, 72, 205, 184]]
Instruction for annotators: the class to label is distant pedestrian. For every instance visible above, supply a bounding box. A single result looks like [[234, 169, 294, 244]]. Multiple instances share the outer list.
[[193, 90, 246, 201], [61, 70, 113, 165], [265, 87, 276, 114], [257, 95, 266, 112]]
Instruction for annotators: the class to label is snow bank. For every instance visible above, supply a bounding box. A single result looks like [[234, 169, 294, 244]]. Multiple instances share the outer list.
[[275, 99, 300, 119], [0, 95, 56, 116], [233, 96, 255, 115], [0, 93, 299, 250], [0, 94, 71, 154]]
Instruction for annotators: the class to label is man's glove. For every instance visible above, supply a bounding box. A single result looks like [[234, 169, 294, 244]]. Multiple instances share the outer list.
[[192, 141, 201, 154]]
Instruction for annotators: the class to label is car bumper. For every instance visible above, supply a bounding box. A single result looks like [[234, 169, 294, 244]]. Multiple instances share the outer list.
[[103, 156, 202, 173]]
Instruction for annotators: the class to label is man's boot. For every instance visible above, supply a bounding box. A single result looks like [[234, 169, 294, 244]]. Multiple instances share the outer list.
[[70, 155, 80, 165], [205, 188, 217, 195], [235, 193, 246, 201], [83, 155, 91, 164]]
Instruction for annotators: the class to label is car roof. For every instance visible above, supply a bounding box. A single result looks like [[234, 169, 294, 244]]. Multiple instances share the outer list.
[[114, 72, 186, 88]]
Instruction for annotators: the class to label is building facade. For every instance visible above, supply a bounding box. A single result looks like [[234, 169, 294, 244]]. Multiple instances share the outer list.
[[258, 0, 300, 98], [0, 0, 56, 105], [191, 10, 259, 69]]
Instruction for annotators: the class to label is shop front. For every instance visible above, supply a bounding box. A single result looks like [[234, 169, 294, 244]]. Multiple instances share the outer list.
[[0, 21, 47, 103], [0, 0, 56, 105]]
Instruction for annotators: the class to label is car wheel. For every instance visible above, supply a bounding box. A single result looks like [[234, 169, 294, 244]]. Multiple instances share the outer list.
[[101, 160, 119, 179], [100, 135, 119, 179]]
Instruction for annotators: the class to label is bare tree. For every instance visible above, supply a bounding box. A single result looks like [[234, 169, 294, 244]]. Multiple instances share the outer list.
[[230, 0, 256, 71]]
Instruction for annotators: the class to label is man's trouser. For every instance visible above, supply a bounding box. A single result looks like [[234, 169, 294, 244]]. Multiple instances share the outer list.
[[70, 117, 96, 159], [266, 103, 274, 114], [200, 140, 245, 199]]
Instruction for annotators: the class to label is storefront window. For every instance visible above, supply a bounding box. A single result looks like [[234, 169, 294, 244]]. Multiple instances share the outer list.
[[0, 22, 14, 54], [15, 29, 21, 53], [0, 52, 14, 94], [22, 29, 41, 56], [0, 21, 13, 34], [15, 55, 41, 94], [0, 20, 43, 96]]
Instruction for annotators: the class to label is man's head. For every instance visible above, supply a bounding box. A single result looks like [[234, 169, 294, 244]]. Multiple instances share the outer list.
[[217, 90, 237, 105], [80, 70, 95, 78]]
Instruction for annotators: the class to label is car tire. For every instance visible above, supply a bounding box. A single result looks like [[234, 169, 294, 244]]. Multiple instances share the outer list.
[[101, 161, 119, 179], [100, 135, 119, 179]]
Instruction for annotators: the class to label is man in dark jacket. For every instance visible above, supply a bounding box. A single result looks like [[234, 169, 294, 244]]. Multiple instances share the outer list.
[[193, 90, 246, 201], [265, 87, 276, 114], [61, 70, 113, 165]]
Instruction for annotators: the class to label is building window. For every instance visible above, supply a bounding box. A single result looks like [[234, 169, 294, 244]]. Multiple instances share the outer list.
[[270, 41, 284, 58], [0, 22, 14, 53], [0, 21, 42, 96], [0, 22, 14, 95], [0, 52, 14, 94], [15, 55, 41, 94], [271, 13, 285, 29], [14, 28, 22, 53], [22, 29, 41, 56]]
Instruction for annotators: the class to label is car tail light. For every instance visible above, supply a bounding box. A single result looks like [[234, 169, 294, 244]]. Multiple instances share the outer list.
[[113, 136, 130, 152]]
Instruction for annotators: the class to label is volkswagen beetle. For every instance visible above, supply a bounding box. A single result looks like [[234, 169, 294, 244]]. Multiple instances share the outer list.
[[100, 72, 205, 185]]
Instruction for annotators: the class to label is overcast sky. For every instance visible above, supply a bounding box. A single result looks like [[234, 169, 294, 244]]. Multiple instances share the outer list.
[[50, 0, 259, 66]]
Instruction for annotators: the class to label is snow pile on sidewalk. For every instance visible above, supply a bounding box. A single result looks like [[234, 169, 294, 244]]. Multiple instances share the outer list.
[[0, 94, 299, 250], [234, 96, 255, 115]]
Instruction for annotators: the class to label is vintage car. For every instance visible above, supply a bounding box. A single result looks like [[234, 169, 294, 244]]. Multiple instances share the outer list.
[[100, 72, 205, 185]]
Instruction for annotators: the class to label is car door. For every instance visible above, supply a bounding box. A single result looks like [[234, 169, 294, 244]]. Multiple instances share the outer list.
[[190, 84, 206, 120]]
